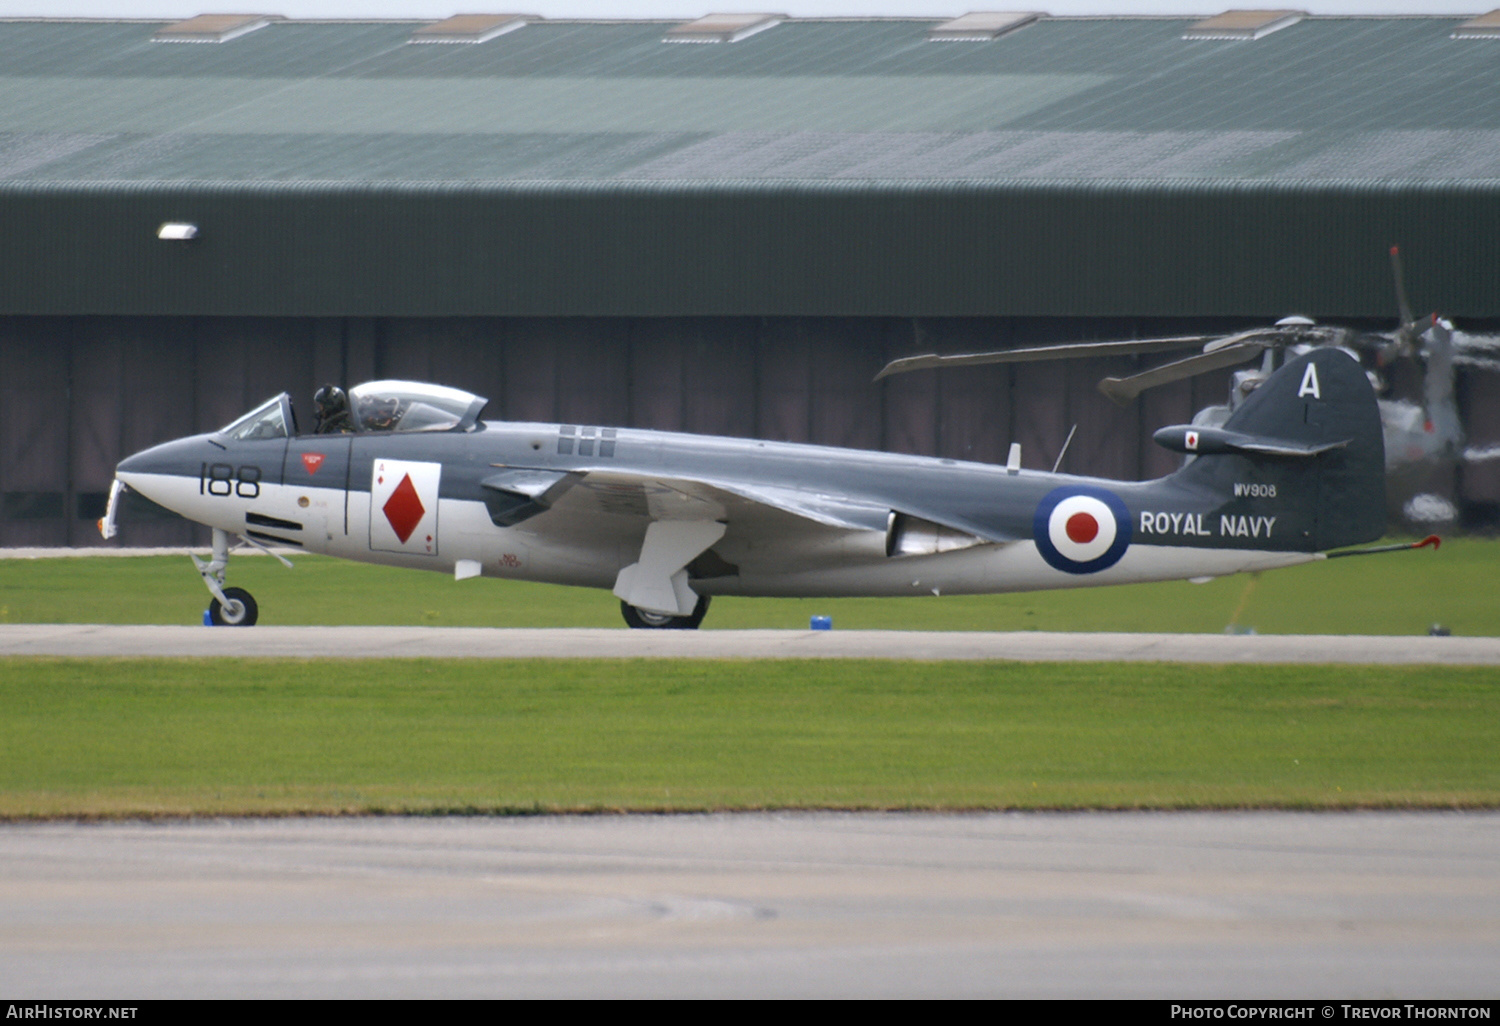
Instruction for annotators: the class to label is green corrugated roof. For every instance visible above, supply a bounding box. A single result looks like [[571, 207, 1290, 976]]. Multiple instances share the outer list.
[[0, 16, 1495, 183], [0, 17, 1496, 319]]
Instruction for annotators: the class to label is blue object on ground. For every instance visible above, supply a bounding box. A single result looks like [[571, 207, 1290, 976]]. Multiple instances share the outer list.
[[203, 609, 212, 626], [810, 615, 832, 630]]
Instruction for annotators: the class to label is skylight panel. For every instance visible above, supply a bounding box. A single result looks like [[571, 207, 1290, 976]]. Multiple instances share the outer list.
[[928, 12, 1041, 42], [152, 14, 276, 43], [409, 14, 533, 44], [663, 14, 783, 44], [1182, 10, 1304, 41], [1452, 10, 1500, 38]]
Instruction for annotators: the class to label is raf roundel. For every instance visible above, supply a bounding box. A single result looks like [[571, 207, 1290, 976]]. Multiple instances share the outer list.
[[1032, 486, 1132, 574]]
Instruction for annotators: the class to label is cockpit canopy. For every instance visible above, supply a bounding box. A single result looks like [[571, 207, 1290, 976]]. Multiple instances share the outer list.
[[217, 381, 487, 440], [348, 381, 488, 433], [220, 394, 294, 441]]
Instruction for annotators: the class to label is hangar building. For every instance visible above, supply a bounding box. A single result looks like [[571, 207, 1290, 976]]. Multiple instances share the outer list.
[[1, 10, 1498, 545]]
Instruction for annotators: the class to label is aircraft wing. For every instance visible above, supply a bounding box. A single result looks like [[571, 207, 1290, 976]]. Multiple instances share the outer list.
[[485, 465, 1015, 544], [498, 468, 888, 532]]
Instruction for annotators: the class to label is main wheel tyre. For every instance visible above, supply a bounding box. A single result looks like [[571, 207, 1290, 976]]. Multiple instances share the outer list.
[[620, 594, 709, 630], [209, 587, 259, 627]]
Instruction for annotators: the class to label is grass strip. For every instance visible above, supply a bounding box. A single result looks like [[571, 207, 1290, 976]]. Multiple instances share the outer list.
[[1, 539, 1495, 635], [1, 657, 1495, 818]]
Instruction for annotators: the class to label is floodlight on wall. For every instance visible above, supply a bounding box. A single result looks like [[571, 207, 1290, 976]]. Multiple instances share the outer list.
[[158, 222, 199, 241]]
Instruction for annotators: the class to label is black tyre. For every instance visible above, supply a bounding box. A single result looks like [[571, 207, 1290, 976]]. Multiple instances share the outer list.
[[620, 594, 709, 630], [209, 587, 259, 627]]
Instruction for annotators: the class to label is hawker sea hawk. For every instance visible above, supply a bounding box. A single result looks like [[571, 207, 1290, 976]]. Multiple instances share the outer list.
[[103, 349, 1419, 628]]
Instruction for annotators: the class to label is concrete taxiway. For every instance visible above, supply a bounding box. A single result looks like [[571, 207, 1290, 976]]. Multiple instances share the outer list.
[[0, 623, 1497, 662], [1, 812, 1495, 999]]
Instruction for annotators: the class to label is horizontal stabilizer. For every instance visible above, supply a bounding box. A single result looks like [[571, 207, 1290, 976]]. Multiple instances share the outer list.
[[1154, 425, 1350, 458]]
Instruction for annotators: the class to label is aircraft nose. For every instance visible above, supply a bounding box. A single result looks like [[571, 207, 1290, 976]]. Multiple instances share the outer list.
[[116, 441, 173, 477], [116, 436, 211, 480], [115, 446, 156, 476]]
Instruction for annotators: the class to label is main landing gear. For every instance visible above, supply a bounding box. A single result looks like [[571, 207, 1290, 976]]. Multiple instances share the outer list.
[[191, 527, 288, 627], [620, 594, 710, 630]]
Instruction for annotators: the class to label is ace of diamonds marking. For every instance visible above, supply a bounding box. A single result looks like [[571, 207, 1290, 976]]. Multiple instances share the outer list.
[[370, 458, 441, 555]]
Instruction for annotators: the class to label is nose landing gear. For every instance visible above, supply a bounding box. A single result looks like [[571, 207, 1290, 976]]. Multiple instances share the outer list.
[[190, 527, 288, 627]]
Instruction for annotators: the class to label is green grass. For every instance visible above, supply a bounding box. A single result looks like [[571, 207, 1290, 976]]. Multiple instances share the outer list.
[[0, 537, 1495, 634], [1, 658, 1496, 818]]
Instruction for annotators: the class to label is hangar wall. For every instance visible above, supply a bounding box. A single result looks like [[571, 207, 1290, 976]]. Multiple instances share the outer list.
[[4, 183, 1498, 320], [4, 313, 1495, 548]]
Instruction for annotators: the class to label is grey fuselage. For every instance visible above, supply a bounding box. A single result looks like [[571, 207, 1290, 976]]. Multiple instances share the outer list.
[[115, 415, 1330, 601]]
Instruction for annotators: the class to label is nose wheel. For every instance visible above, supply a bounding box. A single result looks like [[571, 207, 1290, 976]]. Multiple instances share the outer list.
[[209, 587, 259, 627]]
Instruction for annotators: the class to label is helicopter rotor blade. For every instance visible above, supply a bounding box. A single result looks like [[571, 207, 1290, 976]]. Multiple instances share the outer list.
[[1390, 245, 1415, 332], [1097, 341, 1270, 405], [1386, 245, 1435, 359], [873, 336, 1217, 381]]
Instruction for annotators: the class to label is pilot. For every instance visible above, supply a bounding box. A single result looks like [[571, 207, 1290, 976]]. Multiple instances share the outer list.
[[313, 384, 353, 434], [358, 394, 402, 432]]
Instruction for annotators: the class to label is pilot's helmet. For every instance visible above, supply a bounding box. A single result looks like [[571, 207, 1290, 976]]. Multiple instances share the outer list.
[[314, 384, 348, 417]]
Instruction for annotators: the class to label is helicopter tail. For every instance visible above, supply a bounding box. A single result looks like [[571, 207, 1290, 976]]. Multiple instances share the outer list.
[[1157, 347, 1386, 552]]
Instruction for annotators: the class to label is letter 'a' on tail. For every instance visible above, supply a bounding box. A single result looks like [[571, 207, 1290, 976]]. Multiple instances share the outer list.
[[1161, 348, 1386, 552]]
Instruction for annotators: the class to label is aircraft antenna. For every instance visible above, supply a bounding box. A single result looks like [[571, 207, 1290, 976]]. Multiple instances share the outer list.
[[1052, 423, 1078, 474]]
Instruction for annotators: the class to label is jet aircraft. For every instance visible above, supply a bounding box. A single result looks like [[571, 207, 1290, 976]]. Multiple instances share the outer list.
[[104, 348, 1409, 629]]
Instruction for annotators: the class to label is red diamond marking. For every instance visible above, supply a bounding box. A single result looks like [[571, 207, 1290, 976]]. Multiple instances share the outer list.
[[383, 474, 426, 544], [1065, 512, 1099, 545]]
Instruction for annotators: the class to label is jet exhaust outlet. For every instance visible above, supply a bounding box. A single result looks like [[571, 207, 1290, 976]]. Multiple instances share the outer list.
[[886, 511, 985, 558]]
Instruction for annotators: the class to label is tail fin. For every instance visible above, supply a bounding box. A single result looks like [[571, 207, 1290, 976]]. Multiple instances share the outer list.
[[1163, 348, 1385, 551]]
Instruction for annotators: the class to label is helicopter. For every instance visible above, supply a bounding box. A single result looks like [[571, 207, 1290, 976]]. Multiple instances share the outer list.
[[877, 248, 1500, 525]]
